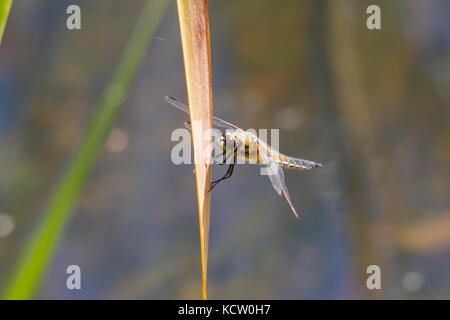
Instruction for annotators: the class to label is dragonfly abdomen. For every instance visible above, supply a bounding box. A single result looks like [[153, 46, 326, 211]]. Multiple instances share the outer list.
[[273, 153, 323, 170]]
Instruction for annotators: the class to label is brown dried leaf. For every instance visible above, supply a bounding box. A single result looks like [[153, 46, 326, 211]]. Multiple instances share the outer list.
[[176, 0, 213, 300]]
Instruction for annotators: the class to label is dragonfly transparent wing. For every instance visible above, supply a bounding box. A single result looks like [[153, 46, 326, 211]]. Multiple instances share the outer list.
[[165, 96, 238, 129], [259, 145, 299, 218]]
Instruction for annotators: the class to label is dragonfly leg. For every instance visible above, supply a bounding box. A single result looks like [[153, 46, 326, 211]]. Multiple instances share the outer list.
[[216, 150, 233, 166], [217, 151, 227, 166], [208, 152, 236, 192], [210, 151, 226, 165]]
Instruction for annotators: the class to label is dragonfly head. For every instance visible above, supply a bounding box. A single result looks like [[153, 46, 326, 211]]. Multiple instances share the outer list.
[[217, 130, 237, 153], [215, 131, 227, 150]]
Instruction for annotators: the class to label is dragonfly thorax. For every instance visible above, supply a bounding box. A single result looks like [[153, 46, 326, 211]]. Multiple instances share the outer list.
[[216, 129, 261, 164]]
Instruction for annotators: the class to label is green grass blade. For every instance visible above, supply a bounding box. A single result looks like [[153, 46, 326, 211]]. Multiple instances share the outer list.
[[3, 0, 170, 300], [0, 0, 13, 46]]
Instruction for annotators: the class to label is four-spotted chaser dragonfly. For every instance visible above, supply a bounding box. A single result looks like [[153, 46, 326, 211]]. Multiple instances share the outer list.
[[165, 96, 323, 218]]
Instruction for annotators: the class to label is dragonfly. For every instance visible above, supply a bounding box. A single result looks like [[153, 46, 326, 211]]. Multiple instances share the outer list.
[[165, 96, 323, 218]]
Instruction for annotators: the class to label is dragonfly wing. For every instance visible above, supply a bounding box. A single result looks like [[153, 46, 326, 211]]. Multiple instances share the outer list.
[[266, 159, 283, 196], [259, 148, 299, 218], [165, 96, 238, 129], [165, 96, 190, 114]]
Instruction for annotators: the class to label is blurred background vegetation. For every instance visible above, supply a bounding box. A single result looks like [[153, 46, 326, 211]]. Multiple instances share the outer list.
[[0, 0, 449, 299]]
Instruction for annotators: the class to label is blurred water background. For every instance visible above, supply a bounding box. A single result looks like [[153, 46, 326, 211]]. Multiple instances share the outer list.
[[0, 0, 449, 299]]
